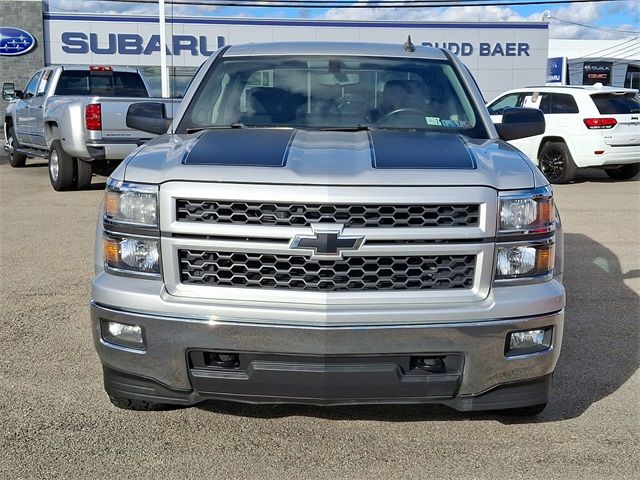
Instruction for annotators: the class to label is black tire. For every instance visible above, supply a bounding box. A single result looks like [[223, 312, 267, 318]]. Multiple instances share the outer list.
[[76, 158, 93, 190], [605, 163, 640, 180], [538, 141, 577, 184], [108, 395, 172, 411], [48, 140, 76, 191], [498, 402, 547, 417], [7, 127, 27, 167]]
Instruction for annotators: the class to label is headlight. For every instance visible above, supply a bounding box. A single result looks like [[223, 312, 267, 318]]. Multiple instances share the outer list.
[[495, 241, 554, 282], [499, 186, 554, 234], [103, 235, 161, 275], [104, 180, 158, 227]]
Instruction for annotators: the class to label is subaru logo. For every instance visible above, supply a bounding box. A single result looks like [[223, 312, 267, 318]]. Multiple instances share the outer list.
[[290, 225, 364, 258], [0, 27, 36, 56]]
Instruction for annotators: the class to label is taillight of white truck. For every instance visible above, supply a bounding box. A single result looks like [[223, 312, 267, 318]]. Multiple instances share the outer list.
[[86, 103, 102, 131]]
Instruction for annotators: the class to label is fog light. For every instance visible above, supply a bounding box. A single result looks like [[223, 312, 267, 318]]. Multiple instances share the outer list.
[[101, 320, 145, 350], [505, 327, 552, 356]]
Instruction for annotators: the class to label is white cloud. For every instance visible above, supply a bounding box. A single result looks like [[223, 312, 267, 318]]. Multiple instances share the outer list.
[[47, 0, 220, 16], [321, 0, 639, 40], [46, 0, 640, 40]]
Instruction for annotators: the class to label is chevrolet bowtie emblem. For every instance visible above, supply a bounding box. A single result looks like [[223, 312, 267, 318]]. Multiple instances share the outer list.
[[290, 226, 364, 257]]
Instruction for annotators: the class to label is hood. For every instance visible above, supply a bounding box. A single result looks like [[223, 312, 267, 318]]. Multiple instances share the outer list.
[[121, 128, 538, 190]]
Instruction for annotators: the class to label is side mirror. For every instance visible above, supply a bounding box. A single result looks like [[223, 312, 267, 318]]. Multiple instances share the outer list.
[[126, 102, 172, 135], [494, 107, 545, 141], [2, 82, 17, 101]]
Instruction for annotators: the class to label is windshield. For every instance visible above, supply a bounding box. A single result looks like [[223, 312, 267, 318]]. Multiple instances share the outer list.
[[178, 56, 488, 138]]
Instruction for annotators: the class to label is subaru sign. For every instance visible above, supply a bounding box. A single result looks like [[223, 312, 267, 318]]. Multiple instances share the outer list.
[[546, 56, 566, 84], [0, 27, 36, 56]]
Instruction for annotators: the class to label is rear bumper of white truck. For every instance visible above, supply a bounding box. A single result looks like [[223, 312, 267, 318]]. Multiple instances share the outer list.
[[90, 288, 564, 410], [84, 139, 146, 162]]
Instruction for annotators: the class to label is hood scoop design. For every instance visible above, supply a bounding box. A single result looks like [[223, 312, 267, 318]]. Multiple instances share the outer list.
[[371, 130, 476, 170], [183, 128, 295, 167], [182, 128, 476, 171]]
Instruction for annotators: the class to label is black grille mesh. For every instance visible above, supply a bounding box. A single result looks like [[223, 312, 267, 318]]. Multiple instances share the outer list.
[[179, 250, 476, 292], [176, 200, 480, 228]]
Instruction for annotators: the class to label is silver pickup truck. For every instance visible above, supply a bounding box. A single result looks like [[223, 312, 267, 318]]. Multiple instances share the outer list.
[[92, 41, 565, 416], [2, 65, 179, 191]]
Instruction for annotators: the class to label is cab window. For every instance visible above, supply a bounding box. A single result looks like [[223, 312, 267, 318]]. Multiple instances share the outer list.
[[36, 70, 52, 97], [23, 72, 42, 99]]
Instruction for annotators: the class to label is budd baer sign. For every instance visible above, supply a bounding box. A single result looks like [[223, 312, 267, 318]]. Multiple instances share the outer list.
[[583, 61, 612, 86]]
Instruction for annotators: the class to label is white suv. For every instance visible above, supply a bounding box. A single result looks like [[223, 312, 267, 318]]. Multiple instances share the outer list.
[[487, 85, 640, 183]]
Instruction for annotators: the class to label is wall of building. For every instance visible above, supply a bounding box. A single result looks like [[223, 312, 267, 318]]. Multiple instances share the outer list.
[[43, 14, 549, 101], [0, 0, 45, 126]]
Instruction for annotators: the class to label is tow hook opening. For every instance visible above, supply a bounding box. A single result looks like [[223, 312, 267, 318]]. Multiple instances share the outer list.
[[203, 352, 240, 369], [411, 356, 447, 373]]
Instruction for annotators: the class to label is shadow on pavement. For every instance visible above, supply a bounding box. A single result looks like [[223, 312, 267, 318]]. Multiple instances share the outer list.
[[86, 180, 107, 191], [197, 233, 639, 423], [21, 161, 48, 168], [571, 167, 639, 184]]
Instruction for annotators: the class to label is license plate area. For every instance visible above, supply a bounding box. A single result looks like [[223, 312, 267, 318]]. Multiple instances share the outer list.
[[187, 351, 464, 402]]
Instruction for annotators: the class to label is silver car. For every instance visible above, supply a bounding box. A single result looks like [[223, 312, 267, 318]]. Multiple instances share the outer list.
[[91, 41, 564, 416]]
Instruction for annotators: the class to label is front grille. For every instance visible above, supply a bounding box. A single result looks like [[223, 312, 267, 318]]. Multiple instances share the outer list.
[[179, 250, 476, 292], [176, 200, 480, 228]]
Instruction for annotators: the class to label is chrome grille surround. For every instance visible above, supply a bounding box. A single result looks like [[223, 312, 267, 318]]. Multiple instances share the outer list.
[[160, 182, 498, 307], [176, 199, 480, 228], [179, 250, 476, 292]]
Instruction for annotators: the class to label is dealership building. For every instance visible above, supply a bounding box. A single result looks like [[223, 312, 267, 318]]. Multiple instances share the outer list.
[[1, 0, 638, 123]]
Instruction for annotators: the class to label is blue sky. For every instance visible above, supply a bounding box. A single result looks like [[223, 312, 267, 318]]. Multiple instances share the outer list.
[[46, 1, 640, 39]]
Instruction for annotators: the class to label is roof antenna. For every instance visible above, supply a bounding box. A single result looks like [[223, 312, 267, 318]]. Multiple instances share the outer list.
[[403, 35, 415, 53]]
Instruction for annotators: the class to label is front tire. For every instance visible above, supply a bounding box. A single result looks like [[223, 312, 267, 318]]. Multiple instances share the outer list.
[[605, 163, 639, 180], [538, 141, 577, 184], [7, 127, 27, 168], [48, 140, 75, 191]]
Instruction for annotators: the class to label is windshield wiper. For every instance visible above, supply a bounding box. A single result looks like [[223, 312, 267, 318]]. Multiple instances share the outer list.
[[187, 122, 246, 134], [317, 125, 375, 132]]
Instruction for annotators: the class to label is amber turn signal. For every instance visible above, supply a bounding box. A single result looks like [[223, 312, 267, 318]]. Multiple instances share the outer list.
[[535, 244, 554, 272], [103, 237, 119, 266], [104, 191, 119, 218]]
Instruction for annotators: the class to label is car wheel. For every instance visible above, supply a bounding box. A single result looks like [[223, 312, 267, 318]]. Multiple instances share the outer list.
[[538, 141, 577, 184], [605, 163, 639, 180], [76, 158, 93, 190], [7, 127, 27, 167], [48, 140, 76, 191]]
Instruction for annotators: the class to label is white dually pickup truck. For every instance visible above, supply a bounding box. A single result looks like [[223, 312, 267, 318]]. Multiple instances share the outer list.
[[3, 65, 179, 191]]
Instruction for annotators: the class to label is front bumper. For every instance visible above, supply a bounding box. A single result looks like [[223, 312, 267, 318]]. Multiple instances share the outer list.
[[91, 302, 564, 410]]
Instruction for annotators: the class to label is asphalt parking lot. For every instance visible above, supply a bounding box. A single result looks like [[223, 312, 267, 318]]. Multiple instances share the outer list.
[[0, 149, 638, 479]]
